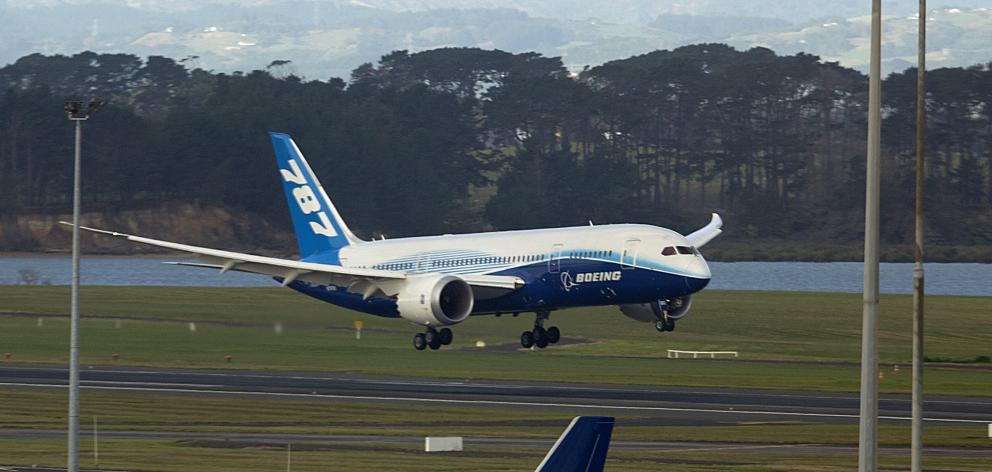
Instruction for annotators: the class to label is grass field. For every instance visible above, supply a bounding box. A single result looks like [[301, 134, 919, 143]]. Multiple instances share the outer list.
[[0, 387, 989, 471], [0, 286, 989, 395], [0, 286, 990, 470]]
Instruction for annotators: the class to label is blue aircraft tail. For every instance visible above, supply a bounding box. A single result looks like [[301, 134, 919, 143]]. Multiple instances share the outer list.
[[269, 132, 358, 260], [535, 416, 614, 472]]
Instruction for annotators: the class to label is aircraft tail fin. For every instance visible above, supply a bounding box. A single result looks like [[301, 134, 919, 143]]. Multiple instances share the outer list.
[[535, 416, 614, 472], [269, 132, 359, 259]]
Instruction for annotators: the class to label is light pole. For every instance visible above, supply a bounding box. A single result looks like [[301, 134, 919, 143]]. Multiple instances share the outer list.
[[63, 99, 103, 472], [912, 1, 926, 471], [859, 0, 882, 471]]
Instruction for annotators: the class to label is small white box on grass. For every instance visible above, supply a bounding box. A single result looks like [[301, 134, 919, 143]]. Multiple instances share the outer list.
[[988, 423, 991, 439], [425, 436, 463, 452]]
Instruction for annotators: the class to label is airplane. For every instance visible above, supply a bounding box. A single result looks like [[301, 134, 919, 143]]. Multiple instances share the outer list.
[[74, 132, 723, 351], [536, 416, 614, 472]]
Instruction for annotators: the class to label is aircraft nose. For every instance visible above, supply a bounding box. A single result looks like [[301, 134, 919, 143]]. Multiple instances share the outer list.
[[686, 256, 711, 279], [684, 257, 711, 292]]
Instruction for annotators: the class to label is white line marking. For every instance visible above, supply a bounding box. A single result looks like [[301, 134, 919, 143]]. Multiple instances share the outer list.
[[83, 380, 222, 388], [0, 382, 987, 425]]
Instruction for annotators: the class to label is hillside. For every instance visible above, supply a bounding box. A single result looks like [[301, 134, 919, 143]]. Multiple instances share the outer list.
[[1, 2, 990, 79]]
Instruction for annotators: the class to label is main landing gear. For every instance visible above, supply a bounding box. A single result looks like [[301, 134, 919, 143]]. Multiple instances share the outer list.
[[520, 311, 561, 349], [413, 327, 453, 351]]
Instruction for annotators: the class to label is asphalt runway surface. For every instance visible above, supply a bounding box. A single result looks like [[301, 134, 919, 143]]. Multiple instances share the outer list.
[[1, 364, 989, 427], [0, 363, 990, 461]]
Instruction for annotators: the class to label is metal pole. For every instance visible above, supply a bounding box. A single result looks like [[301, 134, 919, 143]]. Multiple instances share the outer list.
[[93, 415, 99, 467], [68, 118, 82, 472], [859, 0, 882, 471], [911, 1, 927, 470]]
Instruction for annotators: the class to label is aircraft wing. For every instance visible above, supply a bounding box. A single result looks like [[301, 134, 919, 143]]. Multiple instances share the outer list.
[[685, 213, 723, 248], [65, 224, 524, 298]]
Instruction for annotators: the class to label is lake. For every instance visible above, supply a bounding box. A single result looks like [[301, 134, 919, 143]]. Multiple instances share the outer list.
[[0, 255, 989, 296]]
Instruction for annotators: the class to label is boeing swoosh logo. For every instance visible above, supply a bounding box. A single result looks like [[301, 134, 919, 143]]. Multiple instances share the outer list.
[[560, 272, 577, 292]]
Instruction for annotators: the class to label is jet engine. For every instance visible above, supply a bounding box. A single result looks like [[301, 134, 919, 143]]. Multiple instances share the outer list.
[[618, 295, 693, 322], [396, 274, 474, 326]]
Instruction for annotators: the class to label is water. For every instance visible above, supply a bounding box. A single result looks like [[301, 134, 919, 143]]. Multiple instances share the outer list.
[[707, 261, 991, 296], [0, 256, 989, 296]]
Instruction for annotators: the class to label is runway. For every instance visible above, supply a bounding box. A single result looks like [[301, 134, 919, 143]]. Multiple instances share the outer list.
[[0, 363, 989, 427]]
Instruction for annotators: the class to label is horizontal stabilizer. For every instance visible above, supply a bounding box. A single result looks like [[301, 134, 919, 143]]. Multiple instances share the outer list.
[[535, 416, 614, 472]]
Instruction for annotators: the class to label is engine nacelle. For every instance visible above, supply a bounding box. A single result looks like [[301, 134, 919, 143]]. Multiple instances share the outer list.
[[665, 295, 693, 319], [396, 274, 474, 326], [618, 295, 693, 322]]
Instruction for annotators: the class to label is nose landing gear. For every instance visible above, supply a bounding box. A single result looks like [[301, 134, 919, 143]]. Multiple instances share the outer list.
[[655, 317, 675, 332], [520, 311, 560, 349], [654, 300, 676, 332]]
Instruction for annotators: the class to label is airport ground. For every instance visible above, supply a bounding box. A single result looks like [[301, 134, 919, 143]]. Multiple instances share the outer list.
[[0, 286, 989, 470]]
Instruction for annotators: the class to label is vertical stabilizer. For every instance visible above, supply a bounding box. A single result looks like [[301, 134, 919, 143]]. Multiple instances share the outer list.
[[269, 132, 359, 259], [535, 416, 614, 472]]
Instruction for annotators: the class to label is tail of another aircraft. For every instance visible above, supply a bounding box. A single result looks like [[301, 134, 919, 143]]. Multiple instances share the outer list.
[[535, 416, 614, 472], [269, 132, 359, 260]]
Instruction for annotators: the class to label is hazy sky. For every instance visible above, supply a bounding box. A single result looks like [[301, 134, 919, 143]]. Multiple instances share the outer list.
[[2, 1, 989, 79]]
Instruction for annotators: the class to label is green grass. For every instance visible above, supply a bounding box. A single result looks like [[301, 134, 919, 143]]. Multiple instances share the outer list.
[[0, 286, 990, 396], [0, 388, 989, 471], [1, 285, 989, 471]]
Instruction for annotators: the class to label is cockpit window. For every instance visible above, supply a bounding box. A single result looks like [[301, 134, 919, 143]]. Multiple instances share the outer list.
[[676, 246, 693, 255], [662, 246, 676, 256]]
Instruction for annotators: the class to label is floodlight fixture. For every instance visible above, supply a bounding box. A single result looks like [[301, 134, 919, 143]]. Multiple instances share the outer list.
[[64, 99, 104, 120]]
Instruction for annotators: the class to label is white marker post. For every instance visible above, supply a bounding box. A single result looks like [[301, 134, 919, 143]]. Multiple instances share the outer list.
[[354, 320, 363, 340]]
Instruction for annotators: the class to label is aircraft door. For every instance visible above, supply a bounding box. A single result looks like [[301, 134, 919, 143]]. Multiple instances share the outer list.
[[549, 244, 564, 273], [621, 239, 640, 270]]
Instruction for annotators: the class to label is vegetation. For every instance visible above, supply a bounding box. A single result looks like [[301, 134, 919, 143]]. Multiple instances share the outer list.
[[1, 47, 990, 257], [1, 286, 989, 470], [1, 286, 989, 396], [0, 388, 988, 471]]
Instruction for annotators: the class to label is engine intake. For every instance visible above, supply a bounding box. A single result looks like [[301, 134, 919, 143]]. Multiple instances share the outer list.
[[396, 274, 474, 326]]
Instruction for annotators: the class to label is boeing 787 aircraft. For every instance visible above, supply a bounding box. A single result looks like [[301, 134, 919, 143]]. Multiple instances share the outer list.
[[77, 133, 723, 351]]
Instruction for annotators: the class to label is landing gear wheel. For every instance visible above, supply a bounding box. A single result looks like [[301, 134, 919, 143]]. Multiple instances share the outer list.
[[439, 328, 453, 346], [534, 328, 549, 349], [520, 331, 535, 348], [425, 329, 439, 346], [533, 326, 547, 340], [546, 326, 561, 344], [655, 316, 675, 332], [428, 336, 442, 350], [413, 333, 427, 351]]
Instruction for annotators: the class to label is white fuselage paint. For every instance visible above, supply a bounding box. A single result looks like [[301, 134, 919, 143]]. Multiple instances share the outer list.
[[332, 224, 711, 280]]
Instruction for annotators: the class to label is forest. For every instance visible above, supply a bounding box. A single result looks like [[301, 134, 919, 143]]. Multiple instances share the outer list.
[[0, 46, 990, 259]]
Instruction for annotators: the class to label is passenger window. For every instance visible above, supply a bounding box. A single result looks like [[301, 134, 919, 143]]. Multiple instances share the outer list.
[[662, 246, 676, 256], [677, 246, 692, 255]]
